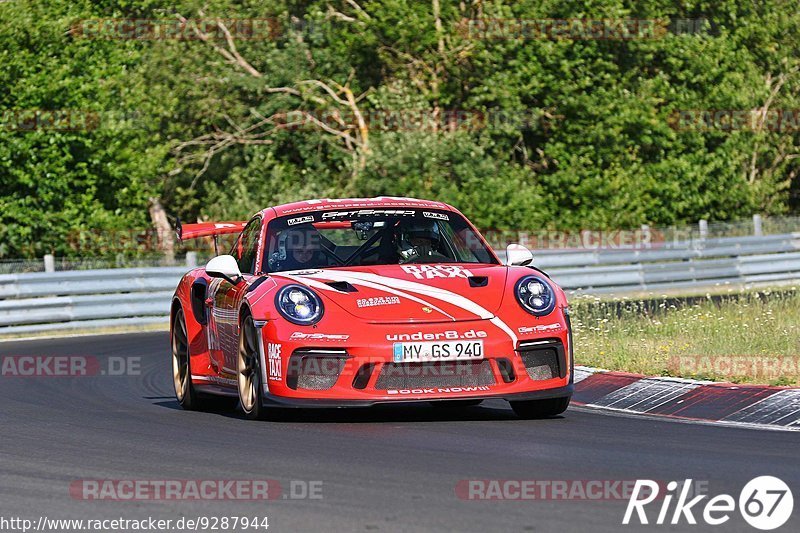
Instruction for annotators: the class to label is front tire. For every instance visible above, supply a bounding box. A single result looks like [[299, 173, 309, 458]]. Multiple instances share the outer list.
[[238, 315, 266, 420], [510, 396, 570, 419]]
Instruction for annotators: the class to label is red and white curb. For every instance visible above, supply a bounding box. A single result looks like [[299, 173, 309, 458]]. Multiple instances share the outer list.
[[572, 366, 800, 431]]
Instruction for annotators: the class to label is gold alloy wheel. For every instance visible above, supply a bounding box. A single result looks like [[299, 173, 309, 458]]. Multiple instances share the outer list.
[[238, 317, 260, 414], [171, 309, 190, 401]]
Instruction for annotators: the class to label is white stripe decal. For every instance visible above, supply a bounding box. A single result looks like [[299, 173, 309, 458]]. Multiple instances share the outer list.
[[294, 269, 519, 345], [276, 273, 347, 293], [490, 317, 519, 346], [278, 272, 456, 321], [249, 277, 278, 306], [310, 270, 487, 318]]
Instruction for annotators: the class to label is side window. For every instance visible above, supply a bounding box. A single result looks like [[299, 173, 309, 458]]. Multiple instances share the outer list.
[[232, 218, 261, 274]]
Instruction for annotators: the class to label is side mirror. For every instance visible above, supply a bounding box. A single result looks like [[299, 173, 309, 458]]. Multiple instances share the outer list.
[[206, 255, 243, 284], [505, 244, 534, 266]]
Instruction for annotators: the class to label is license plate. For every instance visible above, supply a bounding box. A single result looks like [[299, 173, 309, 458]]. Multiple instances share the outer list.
[[392, 340, 484, 363]]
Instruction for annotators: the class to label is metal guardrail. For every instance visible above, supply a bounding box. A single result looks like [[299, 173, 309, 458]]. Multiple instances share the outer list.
[[538, 233, 800, 293], [0, 267, 187, 334], [2, 233, 800, 334]]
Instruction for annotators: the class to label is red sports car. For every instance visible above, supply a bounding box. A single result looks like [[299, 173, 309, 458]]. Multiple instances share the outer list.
[[171, 197, 573, 419]]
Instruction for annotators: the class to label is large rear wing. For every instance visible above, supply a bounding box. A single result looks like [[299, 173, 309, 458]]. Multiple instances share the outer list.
[[175, 220, 247, 255], [176, 221, 247, 240]]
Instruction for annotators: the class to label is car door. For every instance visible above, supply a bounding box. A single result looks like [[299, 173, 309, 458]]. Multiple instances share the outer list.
[[207, 216, 262, 376]]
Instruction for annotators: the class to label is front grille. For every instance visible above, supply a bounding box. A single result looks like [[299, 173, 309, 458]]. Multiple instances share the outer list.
[[287, 349, 347, 390], [517, 339, 566, 381], [374, 360, 495, 390]]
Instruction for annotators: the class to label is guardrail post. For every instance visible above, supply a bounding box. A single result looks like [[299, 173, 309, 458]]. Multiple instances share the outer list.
[[186, 252, 198, 268], [699, 219, 708, 240], [640, 224, 651, 249], [753, 214, 763, 236], [580, 229, 592, 250], [43, 254, 55, 273]]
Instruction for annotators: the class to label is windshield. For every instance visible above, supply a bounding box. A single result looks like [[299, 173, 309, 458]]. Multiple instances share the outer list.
[[264, 209, 497, 273]]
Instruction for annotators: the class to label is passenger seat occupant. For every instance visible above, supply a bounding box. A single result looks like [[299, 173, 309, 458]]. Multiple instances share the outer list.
[[271, 227, 327, 271]]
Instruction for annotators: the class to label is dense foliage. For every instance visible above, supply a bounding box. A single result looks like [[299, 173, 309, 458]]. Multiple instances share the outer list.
[[1, 0, 799, 257]]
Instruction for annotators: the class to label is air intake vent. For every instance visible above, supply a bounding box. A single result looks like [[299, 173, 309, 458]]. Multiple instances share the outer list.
[[352, 363, 376, 390], [190, 279, 208, 325], [287, 349, 347, 390], [468, 276, 489, 287], [516, 339, 567, 381], [324, 281, 358, 292], [496, 358, 516, 383]]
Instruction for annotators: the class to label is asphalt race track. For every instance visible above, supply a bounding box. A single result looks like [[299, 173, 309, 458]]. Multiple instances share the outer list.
[[1, 332, 798, 533]]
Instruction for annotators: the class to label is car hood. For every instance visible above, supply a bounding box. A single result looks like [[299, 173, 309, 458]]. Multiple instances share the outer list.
[[272, 264, 509, 323]]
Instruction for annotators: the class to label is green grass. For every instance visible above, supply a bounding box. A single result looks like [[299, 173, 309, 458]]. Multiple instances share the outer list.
[[571, 288, 800, 386]]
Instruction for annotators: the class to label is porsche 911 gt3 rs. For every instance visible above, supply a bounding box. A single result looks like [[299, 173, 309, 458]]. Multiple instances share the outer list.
[[171, 197, 573, 419]]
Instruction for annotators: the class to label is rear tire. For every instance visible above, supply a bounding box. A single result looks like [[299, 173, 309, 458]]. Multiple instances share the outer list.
[[510, 396, 570, 419], [238, 315, 266, 420], [172, 308, 200, 410], [172, 308, 238, 412]]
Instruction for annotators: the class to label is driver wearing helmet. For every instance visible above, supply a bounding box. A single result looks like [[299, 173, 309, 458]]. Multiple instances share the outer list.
[[270, 227, 326, 271], [394, 219, 450, 263]]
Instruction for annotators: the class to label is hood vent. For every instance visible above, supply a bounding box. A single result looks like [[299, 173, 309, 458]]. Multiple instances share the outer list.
[[324, 280, 358, 293], [468, 276, 489, 287]]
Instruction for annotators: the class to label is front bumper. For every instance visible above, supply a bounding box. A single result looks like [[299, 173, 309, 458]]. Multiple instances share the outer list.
[[257, 318, 573, 404], [261, 384, 574, 408]]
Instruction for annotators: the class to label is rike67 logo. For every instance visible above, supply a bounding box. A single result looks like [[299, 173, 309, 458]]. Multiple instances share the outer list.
[[624, 477, 793, 530]]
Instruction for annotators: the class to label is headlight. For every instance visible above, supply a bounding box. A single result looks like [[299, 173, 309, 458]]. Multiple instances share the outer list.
[[275, 285, 324, 325], [514, 275, 556, 316]]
